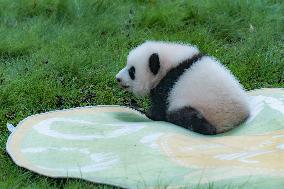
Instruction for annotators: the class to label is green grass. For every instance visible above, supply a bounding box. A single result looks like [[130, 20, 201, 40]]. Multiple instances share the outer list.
[[0, 0, 283, 188]]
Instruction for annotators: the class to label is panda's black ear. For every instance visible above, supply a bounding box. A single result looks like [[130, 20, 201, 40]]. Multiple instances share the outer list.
[[149, 53, 160, 75]]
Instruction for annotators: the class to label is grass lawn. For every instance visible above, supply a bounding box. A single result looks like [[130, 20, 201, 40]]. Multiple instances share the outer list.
[[0, 0, 283, 188]]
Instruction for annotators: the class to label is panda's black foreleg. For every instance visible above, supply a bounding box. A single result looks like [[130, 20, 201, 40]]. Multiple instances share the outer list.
[[146, 105, 167, 121], [128, 105, 165, 121], [166, 106, 217, 135], [128, 106, 165, 121]]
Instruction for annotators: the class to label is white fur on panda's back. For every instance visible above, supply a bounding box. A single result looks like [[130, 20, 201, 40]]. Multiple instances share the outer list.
[[167, 56, 250, 133]]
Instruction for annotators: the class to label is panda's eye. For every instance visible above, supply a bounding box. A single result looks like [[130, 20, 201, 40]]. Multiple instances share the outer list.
[[128, 66, 135, 80]]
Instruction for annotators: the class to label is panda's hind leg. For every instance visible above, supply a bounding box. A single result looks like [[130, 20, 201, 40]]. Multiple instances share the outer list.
[[166, 107, 217, 135]]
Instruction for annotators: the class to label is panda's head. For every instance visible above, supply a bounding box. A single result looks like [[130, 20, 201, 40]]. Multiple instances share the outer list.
[[116, 41, 199, 96], [115, 42, 164, 97]]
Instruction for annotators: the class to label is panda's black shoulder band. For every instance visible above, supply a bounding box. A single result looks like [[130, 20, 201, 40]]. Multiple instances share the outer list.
[[176, 53, 204, 72], [149, 53, 204, 121], [153, 52, 204, 93]]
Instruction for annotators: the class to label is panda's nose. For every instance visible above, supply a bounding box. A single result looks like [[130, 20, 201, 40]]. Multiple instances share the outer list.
[[116, 77, 121, 83]]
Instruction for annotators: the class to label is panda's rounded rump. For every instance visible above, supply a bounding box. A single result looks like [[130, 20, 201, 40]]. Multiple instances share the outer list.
[[167, 56, 250, 133]]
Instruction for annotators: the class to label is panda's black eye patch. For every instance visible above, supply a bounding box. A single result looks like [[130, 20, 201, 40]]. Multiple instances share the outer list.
[[128, 66, 135, 80]]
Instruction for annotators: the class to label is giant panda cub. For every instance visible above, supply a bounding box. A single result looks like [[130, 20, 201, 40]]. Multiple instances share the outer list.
[[116, 41, 250, 135]]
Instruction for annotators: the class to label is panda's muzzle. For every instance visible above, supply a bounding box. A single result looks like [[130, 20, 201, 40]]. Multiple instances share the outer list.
[[116, 77, 129, 89], [121, 85, 129, 89]]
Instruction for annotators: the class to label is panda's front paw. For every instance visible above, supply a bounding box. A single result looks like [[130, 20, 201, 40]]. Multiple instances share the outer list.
[[146, 110, 165, 121], [145, 110, 155, 120]]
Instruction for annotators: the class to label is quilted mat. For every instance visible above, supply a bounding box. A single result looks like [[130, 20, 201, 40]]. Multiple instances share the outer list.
[[6, 88, 284, 189]]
